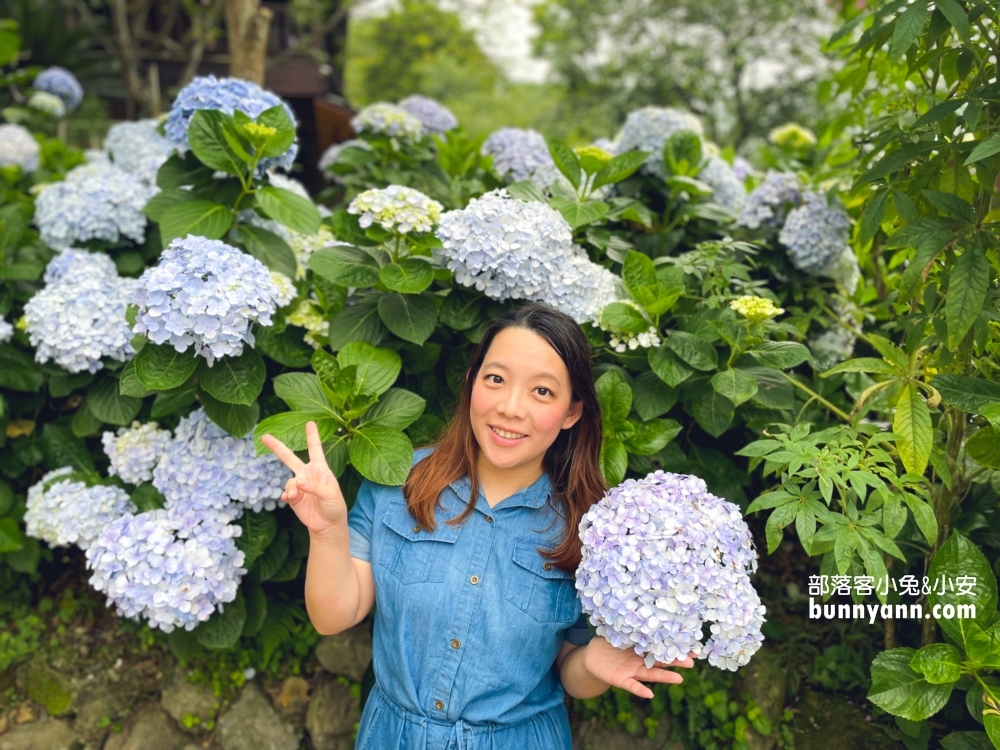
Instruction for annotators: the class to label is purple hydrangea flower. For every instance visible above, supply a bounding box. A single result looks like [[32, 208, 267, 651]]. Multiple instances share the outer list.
[[397, 95, 458, 134], [103, 421, 174, 485], [736, 171, 803, 231], [25, 468, 137, 550], [481, 127, 558, 186], [43, 248, 118, 284], [699, 155, 746, 213], [778, 191, 851, 274], [33, 66, 84, 111]]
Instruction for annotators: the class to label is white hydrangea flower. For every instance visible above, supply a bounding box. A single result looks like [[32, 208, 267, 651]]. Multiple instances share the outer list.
[[0, 318, 13, 344], [0, 124, 41, 173], [28, 91, 66, 118], [103, 119, 174, 184], [481, 127, 558, 186], [25, 468, 137, 550], [102, 421, 173, 485], [351, 102, 423, 140], [318, 139, 372, 181], [270, 271, 297, 307], [597, 300, 661, 352], [820, 247, 861, 295], [778, 191, 851, 274], [543, 253, 624, 326], [43, 248, 118, 284], [285, 297, 329, 348], [699, 155, 747, 213], [348, 185, 443, 234]]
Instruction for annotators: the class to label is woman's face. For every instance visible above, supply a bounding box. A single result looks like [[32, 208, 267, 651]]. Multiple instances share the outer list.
[[469, 327, 583, 478]]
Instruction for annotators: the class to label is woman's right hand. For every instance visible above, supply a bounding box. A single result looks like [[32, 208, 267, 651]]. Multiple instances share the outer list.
[[261, 421, 347, 536]]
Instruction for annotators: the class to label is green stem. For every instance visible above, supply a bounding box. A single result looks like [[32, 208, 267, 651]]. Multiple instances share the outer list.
[[781, 372, 852, 422]]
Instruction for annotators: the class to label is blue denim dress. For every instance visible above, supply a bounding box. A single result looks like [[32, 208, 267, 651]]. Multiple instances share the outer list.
[[347, 448, 594, 749]]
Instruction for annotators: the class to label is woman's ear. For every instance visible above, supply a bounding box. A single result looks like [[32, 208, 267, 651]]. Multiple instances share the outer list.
[[562, 399, 584, 430]]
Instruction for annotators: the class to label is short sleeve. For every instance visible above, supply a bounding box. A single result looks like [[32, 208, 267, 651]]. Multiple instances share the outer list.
[[564, 610, 595, 646], [347, 478, 378, 562]]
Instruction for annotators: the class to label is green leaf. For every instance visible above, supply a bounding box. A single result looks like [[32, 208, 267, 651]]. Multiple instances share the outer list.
[[348, 426, 413, 485], [934, 0, 971, 42], [256, 186, 321, 235], [40, 424, 96, 474], [664, 331, 717, 371], [159, 201, 232, 244], [746, 341, 811, 369], [947, 247, 989, 348], [928, 532, 997, 649], [631, 371, 677, 420], [859, 188, 888, 247], [622, 250, 657, 293], [130, 483, 166, 512], [822, 357, 900, 377], [379, 258, 434, 294], [0, 517, 24, 554], [439, 292, 484, 331], [913, 99, 966, 128], [922, 189, 975, 223], [308, 245, 380, 288], [624, 418, 680, 455], [71, 404, 104, 437], [236, 511, 277, 567], [328, 298, 384, 351], [256, 105, 297, 157], [377, 293, 437, 345], [599, 438, 628, 486], [600, 302, 650, 334], [187, 110, 245, 176], [691, 389, 735, 438], [966, 427, 1000, 468], [596, 369, 632, 424], [195, 590, 247, 650], [890, 0, 928, 60], [592, 150, 648, 190], [931, 375, 1000, 414], [272, 373, 333, 412], [151, 383, 198, 418], [256, 528, 290, 582], [963, 624, 1000, 669], [869, 647, 953, 720], [198, 390, 259, 438], [133, 343, 199, 391], [196, 349, 266, 406], [649, 344, 692, 387], [899, 229, 951, 304], [87, 378, 142, 426], [893, 383, 932, 476], [548, 139, 581, 190], [119, 359, 153, 398], [710, 369, 758, 407], [255, 324, 313, 368], [232, 224, 297, 279], [909, 644, 962, 685], [142, 189, 194, 223], [338, 341, 401, 396], [242, 580, 267, 638], [361, 389, 426, 429], [964, 135, 1000, 166], [940, 732, 993, 750], [902, 494, 938, 547], [252, 412, 338, 455], [549, 198, 610, 230], [0, 346, 44, 392]]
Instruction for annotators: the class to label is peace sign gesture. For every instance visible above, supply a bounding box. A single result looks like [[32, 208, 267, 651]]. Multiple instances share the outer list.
[[261, 421, 347, 536]]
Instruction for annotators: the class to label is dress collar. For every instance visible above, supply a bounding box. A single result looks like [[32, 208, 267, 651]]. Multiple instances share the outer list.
[[448, 471, 552, 511]]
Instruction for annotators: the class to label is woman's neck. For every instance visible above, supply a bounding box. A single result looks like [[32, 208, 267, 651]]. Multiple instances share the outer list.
[[475, 454, 544, 507]]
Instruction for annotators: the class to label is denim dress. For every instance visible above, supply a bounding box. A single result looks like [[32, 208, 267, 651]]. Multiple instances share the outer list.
[[347, 448, 594, 749]]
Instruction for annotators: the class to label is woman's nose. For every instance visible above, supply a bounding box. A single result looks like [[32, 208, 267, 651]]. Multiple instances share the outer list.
[[496, 390, 527, 418]]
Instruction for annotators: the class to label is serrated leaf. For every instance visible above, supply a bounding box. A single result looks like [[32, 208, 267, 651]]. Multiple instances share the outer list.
[[379, 258, 434, 294], [361, 389, 425, 429], [964, 135, 1000, 166], [338, 341, 401, 396], [599, 438, 628, 486], [87, 378, 142, 426], [327, 298, 385, 351], [822, 357, 900, 377], [890, 0, 928, 60], [592, 150, 648, 190], [195, 590, 246, 650], [893, 383, 932, 476], [966, 427, 1000, 469], [746, 341, 810, 369], [691, 389, 734, 438], [869, 648, 954, 720], [308, 245, 380, 288], [664, 331, 717, 371], [946, 247, 989, 348], [710, 368, 758, 407], [859, 188, 888, 246], [377, 293, 437, 345], [930, 375, 1000, 413], [232, 224, 297, 279], [595, 369, 632, 424], [273, 373, 334, 413], [134, 343, 199, 391], [196, 348, 266, 406], [548, 139, 581, 189], [199, 390, 259, 437], [159, 201, 232, 244], [256, 186, 321, 235], [631, 371, 677, 420], [549, 198, 609, 230], [349, 426, 413, 485], [252, 411, 338, 455], [928, 532, 997, 652]]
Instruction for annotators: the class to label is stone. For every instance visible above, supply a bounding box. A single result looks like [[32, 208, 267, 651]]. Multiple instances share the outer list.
[[791, 689, 903, 750], [273, 677, 310, 726], [0, 718, 80, 750], [103, 702, 189, 750], [73, 678, 126, 732], [215, 682, 300, 750], [738, 644, 787, 750], [159, 669, 219, 734], [304, 680, 360, 750], [572, 711, 678, 750], [12, 705, 35, 726], [314, 625, 372, 682]]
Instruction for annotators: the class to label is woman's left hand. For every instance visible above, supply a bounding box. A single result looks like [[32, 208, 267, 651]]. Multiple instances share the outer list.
[[582, 636, 697, 699]]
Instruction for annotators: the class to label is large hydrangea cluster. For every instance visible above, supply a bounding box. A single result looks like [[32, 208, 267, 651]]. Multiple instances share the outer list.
[[577, 471, 765, 671], [699, 155, 746, 213], [0, 124, 41, 173], [481, 127, 557, 186], [85, 506, 245, 632], [152, 408, 287, 518], [102, 421, 173, 485], [33, 66, 84, 111], [778, 191, 852, 274], [24, 251, 137, 373], [615, 107, 705, 178], [351, 102, 423, 140], [435, 189, 578, 301], [132, 235, 279, 365], [25, 468, 136, 550], [543, 253, 623, 326], [348, 185, 443, 234], [28, 91, 66, 118], [397, 94, 458, 134], [164, 76, 298, 172], [104, 119, 174, 184], [33, 164, 156, 249], [736, 171, 802, 230]]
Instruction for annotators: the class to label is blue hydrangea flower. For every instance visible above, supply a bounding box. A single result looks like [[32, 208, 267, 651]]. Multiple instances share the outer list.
[[699, 155, 746, 213], [153, 408, 288, 518], [351, 102, 423, 140], [397, 95, 458, 134], [540, 253, 623, 326], [25, 467, 137, 550], [0, 317, 12, 344], [778, 191, 852, 274], [132, 235, 279, 365], [25, 261, 137, 373], [0, 124, 40, 173], [434, 189, 578, 300], [481, 127, 557, 186], [164, 75, 298, 172], [43, 248, 118, 284], [615, 107, 705, 179], [85, 506, 246, 632], [731, 156, 755, 182], [736, 171, 802, 231], [809, 299, 858, 370], [33, 66, 84, 111], [28, 91, 66, 118], [577, 471, 765, 671], [33, 164, 156, 249], [104, 119, 175, 184], [318, 138, 372, 180], [103, 421, 174, 485]]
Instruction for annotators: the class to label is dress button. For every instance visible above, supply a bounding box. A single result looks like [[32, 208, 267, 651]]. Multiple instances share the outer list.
[[470, 575, 479, 585], [486, 516, 493, 523], [451, 638, 461, 649], [413, 525, 420, 533], [543, 562, 553, 571], [435, 700, 444, 711]]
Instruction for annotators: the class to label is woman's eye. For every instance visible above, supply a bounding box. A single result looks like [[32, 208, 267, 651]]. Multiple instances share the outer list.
[[537, 388, 551, 396], [487, 374, 502, 384]]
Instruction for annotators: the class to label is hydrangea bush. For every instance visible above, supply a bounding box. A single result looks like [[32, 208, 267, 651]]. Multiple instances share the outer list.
[[32, 66, 84, 111], [24, 468, 136, 550], [0, 123, 41, 173]]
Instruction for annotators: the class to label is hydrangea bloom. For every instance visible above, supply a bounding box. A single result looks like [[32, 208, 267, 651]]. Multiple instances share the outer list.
[[318, 139, 372, 179], [104, 119, 174, 184], [699, 155, 746, 213], [542, 253, 622, 326], [615, 107, 705, 178], [33, 66, 84, 111], [286, 297, 328, 348], [595, 300, 661, 352], [736, 171, 802, 231], [164, 75, 298, 172], [25, 468, 136, 550], [152, 408, 287, 517], [43, 248, 118, 284], [132, 235, 278, 365], [102, 421, 173, 485], [270, 271, 297, 307], [348, 185, 443, 234], [778, 191, 851, 274], [809, 324, 856, 371], [0, 318, 13, 344], [821, 247, 861, 295], [267, 171, 310, 200], [730, 295, 784, 323], [0, 124, 41, 173], [397, 94, 458, 134], [577, 471, 765, 671], [33, 164, 156, 249], [435, 189, 577, 300], [351, 102, 423, 140], [769, 123, 817, 150], [481, 127, 557, 185], [731, 156, 755, 182], [28, 91, 66, 118], [289, 227, 346, 279], [24, 268, 137, 373], [85, 506, 245, 632]]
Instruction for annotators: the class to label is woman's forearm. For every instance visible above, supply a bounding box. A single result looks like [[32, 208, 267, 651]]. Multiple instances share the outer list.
[[303, 523, 360, 635], [559, 643, 611, 699]]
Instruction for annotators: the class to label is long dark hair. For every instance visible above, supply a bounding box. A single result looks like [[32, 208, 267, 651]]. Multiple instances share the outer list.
[[403, 301, 607, 572]]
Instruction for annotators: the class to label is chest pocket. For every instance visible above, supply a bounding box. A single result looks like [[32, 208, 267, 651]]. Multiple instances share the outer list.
[[379, 501, 462, 584], [504, 537, 581, 624]]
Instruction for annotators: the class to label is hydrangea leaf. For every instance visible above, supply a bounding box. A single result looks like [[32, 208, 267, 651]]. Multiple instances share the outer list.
[[70, 403, 104, 438], [868, 647, 953, 721], [928, 532, 997, 650], [255, 324, 313, 369], [133, 343, 199, 391], [909, 643, 962, 685], [965, 426, 1000, 469], [596, 369, 632, 424], [631, 371, 677, 421], [40, 423, 95, 474], [0, 345, 44, 392], [328, 297, 385, 352], [255, 105, 296, 158], [746, 341, 810, 369], [199, 389, 259, 438], [664, 331, 717, 371], [691, 389, 734, 438], [600, 302, 649, 334], [439, 291, 484, 332], [241, 578, 267, 638], [252, 412, 337, 455], [649, 344, 693, 387], [710, 368, 758, 407], [377, 292, 437, 346], [361, 389, 426, 430], [231, 224, 297, 279], [273, 373, 334, 413], [187, 110, 245, 176], [256, 186, 321, 235], [599, 437, 627, 486], [547, 139, 581, 190], [591, 150, 648, 191], [196, 348, 266, 407], [929, 375, 1000, 414], [0, 517, 23, 554], [624, 418, 680, 456], [338, 341, 401, 397], [150, 382, 198, 419], [256, 527, 290, 582], [195, 589, 247, 650], [87, 378, 142, 426], [549, 198, 609, 230], [158, 200, 232, 244], [379, 258, 434, 294], [349, 426, 413, 485], [308, 245, 380, 288]]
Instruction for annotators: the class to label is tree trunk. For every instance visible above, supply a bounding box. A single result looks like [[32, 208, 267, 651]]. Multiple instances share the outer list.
[[226, 0, 272, 85]]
